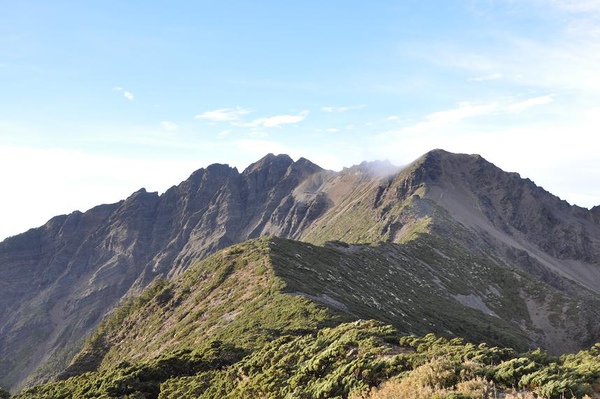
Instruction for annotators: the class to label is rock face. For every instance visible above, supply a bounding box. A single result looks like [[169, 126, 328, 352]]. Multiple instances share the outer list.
[[411, 150, 600, 293], [1, 150, 599, 390]]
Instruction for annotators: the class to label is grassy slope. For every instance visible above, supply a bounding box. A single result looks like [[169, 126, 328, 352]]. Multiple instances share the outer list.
[[67, 230, 583, 373], [12, 233, 600, 398], [271, 236, 530, 350], [64, 238, 351, 376]]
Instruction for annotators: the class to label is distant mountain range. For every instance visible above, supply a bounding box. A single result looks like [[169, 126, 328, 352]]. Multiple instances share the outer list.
[[1, 149, 599, 394]]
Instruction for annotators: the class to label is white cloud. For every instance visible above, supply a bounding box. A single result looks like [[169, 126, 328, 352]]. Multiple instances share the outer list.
[[112, 86, 134, 100], [218, 130, 232, 138], [244, 110, 309, 128], [160, 121, 178, 132], [468, 73, 504, 82], [407, 0, 600, 98], [505, 94, 554, 113], [387, 115, 400, 121], [382, 95, 554, 138], [550, 0, 600, 13], [426, 101, 498, 125], [325, 128, 340, 133], [248, 131, 269, 138], [321, 105, 365, 113], [194, 107, 253, 122]]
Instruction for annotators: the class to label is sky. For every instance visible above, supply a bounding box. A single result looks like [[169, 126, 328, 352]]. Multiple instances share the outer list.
[[1, 0, 599, 241]]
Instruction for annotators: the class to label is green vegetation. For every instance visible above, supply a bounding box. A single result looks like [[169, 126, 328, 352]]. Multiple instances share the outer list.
[[13, 322, 600, 398], [67, 237, 350, 375], [16, 340, 245, 399], [8, 235, 600, 398], [356, 336, 600, 399], [270, 235, 539, 350]]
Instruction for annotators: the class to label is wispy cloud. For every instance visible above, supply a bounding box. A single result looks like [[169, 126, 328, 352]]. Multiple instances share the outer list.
[[468, 73, 504, 82], [325, 128, 340, 133], [551, 0, 600, 13], [321, 105, 365, 113], [422, 19, 600, 94], [113, 87, 134, 100], [429, 95, 553, 122], [244, 110, 309, 128], [194, 107, 253, 122], [160, 121, 178, 132], [379, 94, 554, 139], [400, 0, 600, 101], [505, 94, 554, 113], [426, 101, 498, 125], [387, 115, 400, 121]]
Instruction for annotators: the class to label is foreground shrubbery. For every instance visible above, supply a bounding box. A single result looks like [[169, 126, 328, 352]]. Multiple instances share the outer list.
[[15, 341, 245, 399], [13, 321, 600, 398]]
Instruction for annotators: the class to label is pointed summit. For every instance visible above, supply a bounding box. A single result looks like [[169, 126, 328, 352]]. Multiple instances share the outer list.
[[244, 153, 294, 174], [408, 149, 496, 184], [293, 156, 324, 174]]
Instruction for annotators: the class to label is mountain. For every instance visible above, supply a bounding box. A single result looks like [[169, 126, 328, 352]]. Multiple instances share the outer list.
[[0, 154, 327, 390], [1, 149, 599, 392], [13, 238, 600, 399]]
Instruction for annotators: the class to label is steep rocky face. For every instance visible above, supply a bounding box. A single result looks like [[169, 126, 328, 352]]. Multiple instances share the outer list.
[[420, 150, 598, 260], [1, 149, 600, 391], [410, 150, 600, 294], [0, 154, 329, 390]]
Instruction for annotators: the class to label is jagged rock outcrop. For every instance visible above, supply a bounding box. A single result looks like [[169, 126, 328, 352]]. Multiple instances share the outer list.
[[1, 149, 599, 391]]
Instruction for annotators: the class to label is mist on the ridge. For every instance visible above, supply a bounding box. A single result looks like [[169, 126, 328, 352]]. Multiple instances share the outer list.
[[343, 159, 404, 178]]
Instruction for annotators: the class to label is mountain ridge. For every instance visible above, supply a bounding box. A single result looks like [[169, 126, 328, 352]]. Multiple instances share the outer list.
[[1, 149, 599, 391], [15, 236, 600, 398]]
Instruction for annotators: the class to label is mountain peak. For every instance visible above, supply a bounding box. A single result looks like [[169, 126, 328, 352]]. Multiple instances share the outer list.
[[408, 149, 507, 185], [416, 148, 485, 167], [294, 156, 324, 174], [244, 153, 294, 174]]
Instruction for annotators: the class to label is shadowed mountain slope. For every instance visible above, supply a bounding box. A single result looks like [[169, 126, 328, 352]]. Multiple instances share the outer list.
[[1, 149, 599, 391]]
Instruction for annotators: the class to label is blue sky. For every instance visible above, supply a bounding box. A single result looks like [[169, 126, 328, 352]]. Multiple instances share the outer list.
[[1, 0, 599, 240]]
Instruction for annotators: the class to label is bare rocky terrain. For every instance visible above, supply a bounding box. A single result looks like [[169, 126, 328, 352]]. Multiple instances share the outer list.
[[1, 149, 599, 391]]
